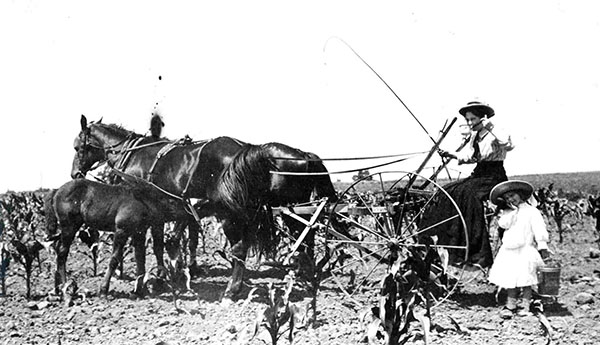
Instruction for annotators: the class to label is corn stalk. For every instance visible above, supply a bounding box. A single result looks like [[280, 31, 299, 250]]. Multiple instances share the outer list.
[[247, 271, 303, 345], [363, 245, 448, 345], [0, 192, 47, 298]]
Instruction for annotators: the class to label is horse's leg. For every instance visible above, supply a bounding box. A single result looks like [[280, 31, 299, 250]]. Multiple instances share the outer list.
[[187, 220, 201, 275], [224, 240, 248, 302], [100, 228, 129, 295], [90, 228, 100, 277], [55, 225, 77, 295], [150, 223, 165, 271], [221, 218, 247, 302], [131, 228, 146, 295]]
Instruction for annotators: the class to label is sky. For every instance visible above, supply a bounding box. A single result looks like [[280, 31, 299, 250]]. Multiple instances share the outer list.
[[1, 1, 599, 193]]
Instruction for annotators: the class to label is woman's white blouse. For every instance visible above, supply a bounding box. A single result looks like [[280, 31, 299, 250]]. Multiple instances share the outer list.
[[457, 122, 514, 164]]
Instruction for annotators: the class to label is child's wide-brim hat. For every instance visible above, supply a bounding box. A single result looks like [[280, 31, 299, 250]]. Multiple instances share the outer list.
[[489, 180, 534, 205], [459, 101, 495, 118]]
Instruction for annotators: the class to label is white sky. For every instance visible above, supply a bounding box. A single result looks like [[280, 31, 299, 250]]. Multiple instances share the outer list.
[[1, 1, 599, 192]]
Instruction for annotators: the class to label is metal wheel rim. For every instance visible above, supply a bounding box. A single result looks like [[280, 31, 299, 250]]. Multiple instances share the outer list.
[[323, 170, 469, 308]]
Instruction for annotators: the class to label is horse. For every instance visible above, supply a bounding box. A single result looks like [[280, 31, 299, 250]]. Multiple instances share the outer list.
[[49, 177, 185, 295], [44, 189, 102, 282], [212, 142, 338, 293], [71, 115, 248, 298], [71, 116, 336, 299]]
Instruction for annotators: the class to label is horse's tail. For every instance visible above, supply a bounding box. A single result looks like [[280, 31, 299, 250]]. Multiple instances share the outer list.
[[43, 189, 60, 241], [214, 144, 278, 256], [307, 152, 338, 202]]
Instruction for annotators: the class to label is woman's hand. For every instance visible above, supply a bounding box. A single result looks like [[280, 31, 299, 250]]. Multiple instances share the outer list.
[[438, 149, 456, 160], [479, 116, 493, 131]]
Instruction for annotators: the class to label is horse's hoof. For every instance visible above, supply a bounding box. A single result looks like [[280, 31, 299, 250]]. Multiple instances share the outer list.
[[133, 276, 147, 296]]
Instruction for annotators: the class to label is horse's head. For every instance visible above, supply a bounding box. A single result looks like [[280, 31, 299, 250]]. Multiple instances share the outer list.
[[71, 115, 106, 179]]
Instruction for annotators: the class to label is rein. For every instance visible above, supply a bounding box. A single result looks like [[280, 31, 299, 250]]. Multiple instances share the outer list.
[[89, 137, 169, 154], [270, 150, 429, 162], [270, 155, 414, 176]]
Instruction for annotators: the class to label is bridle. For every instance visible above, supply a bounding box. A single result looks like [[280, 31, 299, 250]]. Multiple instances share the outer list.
[[75, 124, 169, 178], [76, 126, 135, 177]]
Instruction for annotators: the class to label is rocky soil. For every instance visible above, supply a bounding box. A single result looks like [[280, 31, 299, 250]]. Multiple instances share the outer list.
[[1, 215, 599, 345]]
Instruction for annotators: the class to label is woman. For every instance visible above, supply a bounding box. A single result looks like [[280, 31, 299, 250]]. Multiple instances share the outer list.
[[439, 100, 514, 199], [424, 101, 514, 268]]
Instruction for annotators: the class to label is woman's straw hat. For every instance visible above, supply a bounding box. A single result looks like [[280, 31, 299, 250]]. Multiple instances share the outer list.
[[459, 101, 495, 118], [489, 180, 534, 205]]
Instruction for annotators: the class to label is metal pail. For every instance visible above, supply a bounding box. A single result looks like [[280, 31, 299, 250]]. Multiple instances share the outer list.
[[537, 265, 561, 296]]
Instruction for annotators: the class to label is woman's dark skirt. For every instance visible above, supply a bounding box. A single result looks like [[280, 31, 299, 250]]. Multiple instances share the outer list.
[[420, 162, 507, 268]]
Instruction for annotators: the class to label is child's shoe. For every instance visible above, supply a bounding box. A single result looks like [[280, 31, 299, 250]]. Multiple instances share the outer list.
[[518, 298, 533, 316]]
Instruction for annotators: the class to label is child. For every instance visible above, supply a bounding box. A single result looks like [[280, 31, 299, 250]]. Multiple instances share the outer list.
[[488, 180, 550, 318]]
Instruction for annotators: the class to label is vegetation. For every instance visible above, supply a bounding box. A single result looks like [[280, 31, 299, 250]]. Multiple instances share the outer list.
[[0, 192, 48, 298], [243, 271, 303, 345]]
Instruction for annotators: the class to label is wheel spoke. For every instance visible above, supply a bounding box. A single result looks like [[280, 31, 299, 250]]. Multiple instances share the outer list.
[[324, 170, 469, 311], [333, 212, 389, 241], [402, 243, 467, 250], [399, 214, 460, 242], [328, 245, 389, 275], [348, 252, 388, 298], [327, 239, 386, 245], [399, 189, 441, 237]]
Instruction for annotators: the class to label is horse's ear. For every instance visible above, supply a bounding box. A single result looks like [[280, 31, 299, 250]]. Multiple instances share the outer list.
[[98, 117, 103, 124], [80, 115, 88, 130]]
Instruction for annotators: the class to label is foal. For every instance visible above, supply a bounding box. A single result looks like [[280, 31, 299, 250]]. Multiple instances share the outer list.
[[52, 177, 183, 295]]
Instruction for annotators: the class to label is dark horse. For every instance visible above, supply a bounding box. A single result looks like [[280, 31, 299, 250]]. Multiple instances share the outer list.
[[44, 189, 101, 282], [71, 115, 247, 297], [49, 177, 185, 294], [71, 116, 336, 299], [212, 142, 338, 293]]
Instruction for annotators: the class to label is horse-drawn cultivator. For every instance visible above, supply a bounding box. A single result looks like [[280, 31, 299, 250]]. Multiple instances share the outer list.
[[1, 110, 483, 345], [66, 113, 475, 310], [273, 172, 469, 312]]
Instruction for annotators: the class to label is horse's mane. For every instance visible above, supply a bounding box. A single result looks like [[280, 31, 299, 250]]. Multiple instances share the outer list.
[[91, 122, 139, 139], [214, 144, 274, 216], [214, 144, 277, 256]]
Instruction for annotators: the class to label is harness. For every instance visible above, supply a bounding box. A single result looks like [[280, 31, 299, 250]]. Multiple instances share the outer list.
[[112, 135, 212, 225], [147, 135, 194, 183], [114, 137, 146, 173]]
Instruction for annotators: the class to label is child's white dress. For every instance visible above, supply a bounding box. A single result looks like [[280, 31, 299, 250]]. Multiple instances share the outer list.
[[488, 203, 549, 289]]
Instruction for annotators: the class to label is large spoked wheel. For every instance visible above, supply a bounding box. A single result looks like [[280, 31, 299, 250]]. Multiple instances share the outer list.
[[324, 171, 468, 308]]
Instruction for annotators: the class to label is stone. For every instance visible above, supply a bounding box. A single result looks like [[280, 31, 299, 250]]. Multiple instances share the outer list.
[[575, 292, 594, 305]]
